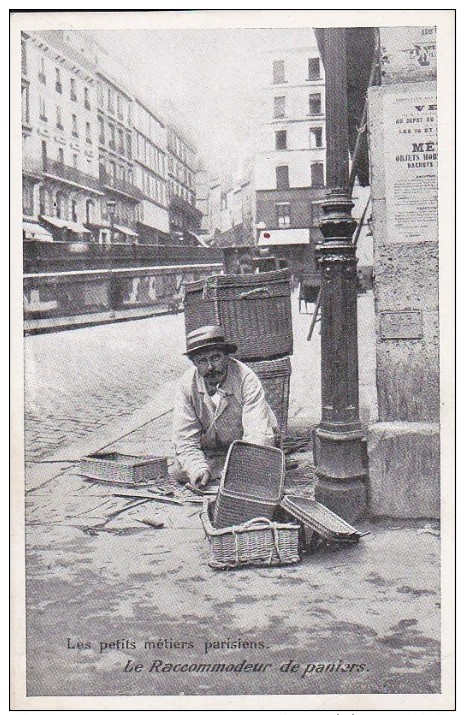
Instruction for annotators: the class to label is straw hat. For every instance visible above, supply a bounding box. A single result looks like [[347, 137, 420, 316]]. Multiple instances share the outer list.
[[184, 325, 237, 357]]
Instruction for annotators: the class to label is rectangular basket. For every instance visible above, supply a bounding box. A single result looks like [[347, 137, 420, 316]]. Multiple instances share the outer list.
[[201, 500, 301, 569], [79, 452, 168, 485], [213, 441, 285, 529], [183, 269, 293, 361], [245, 357, 291, 435]]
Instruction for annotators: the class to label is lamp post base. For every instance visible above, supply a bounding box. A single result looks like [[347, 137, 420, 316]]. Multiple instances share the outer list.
[[314, 426, 368, 522]]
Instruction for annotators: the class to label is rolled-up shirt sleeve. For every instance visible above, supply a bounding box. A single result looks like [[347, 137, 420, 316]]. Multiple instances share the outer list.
[[241, 371, 276, 447], [172, 380, 209, 480]]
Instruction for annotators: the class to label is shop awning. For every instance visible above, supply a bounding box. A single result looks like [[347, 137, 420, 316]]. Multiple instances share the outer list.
[[257, 228, 311, 246], [114, 224, 138, 237], [41, 216, 90, 233], [23, 221, 53, 242]]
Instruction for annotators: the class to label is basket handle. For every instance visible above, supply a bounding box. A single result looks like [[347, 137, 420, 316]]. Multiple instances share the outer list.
[[239, 287, 271, 299], [235, 517, 274, 529]]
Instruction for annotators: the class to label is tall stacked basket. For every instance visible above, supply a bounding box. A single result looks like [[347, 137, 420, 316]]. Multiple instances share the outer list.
[[183, 269, 293, 435]]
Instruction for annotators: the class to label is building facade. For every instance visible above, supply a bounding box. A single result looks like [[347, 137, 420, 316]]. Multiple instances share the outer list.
[[95, 69, 144, 243], [21, 31, 203, 249], [133, 99, 170, 244], [167, 126, 203, 245], [22, 30, 104, 243], [255, 45, 327, 253]]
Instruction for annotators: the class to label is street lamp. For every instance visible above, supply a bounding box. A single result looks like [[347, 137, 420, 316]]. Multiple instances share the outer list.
[[106, 200, 116, 244], [313, 28, 367, 522]]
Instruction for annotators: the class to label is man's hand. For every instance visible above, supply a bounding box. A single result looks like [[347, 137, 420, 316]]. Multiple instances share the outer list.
[[190, 470, 211, 490]]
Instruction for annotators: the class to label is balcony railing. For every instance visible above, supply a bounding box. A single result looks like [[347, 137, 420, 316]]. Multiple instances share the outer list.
[[43, 159, 102, 193], [99, 168, 144, 202]]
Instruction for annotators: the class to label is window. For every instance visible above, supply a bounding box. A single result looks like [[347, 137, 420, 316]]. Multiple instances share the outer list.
[[98, 116, 105, 144], [39, 57, 46, 84], [21, 38, 27, 76], [97, 82, 103, 108], [72, 115, 78, 137], [41, 141, 47, 170], [39, 96, 47, 121], [86, 199, 94, 224], [308, 57, 321, 80], [39, 186, 47, 215], [273, 60, 285, 84], [71, 199, 77, 223], [55, 68, 62, 93], [126, 132, 132, 159], [101, 198, 108, 220], [275, 130, 287, 150], [21, 83, 30, 125], [128, 168, 133, 185], [310, 127, 323, 148], [118, 128, 124, 153], [276, 203, 291, 227], [274, 96, 286, 118], [86, 122, 92, 144], [109, 124, 115, 149], [117, 94, 123, 119], [56, 105, 63, 130], [276, 165, 289, 190], [58, 147, 64, 164], [22, 182, 34, 216], [309, 93, 322, 115], [107, 87, 114, 113], [118, 164, 125, 181], [56, 191, 66, 219], [70, 78, 77, 101], [73, 154, 78, 169], [84, 87, 90, 110], [99, 155, 106, 178], [109, 161, 116, 181], [311, 162, 324, 188]]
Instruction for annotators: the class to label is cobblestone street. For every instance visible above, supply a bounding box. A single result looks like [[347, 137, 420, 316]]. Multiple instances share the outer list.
[[24, 311, 188, 462]]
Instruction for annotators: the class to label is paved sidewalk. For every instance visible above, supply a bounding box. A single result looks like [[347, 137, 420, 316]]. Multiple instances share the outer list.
[[23, 291, 440, 698]]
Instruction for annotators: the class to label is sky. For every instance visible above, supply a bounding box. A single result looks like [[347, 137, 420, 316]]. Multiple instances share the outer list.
[[84, 28, 317, 183]]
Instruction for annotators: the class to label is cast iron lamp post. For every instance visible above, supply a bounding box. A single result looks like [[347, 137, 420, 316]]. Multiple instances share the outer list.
[[314, 28, 367, 521]]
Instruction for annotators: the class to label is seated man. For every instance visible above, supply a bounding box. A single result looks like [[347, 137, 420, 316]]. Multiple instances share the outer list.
[[172, 325, 278, 489]]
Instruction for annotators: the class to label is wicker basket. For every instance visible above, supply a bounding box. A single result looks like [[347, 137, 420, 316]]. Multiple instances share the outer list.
[[245, 357, 291, 435], [183, 270, 293, 361], [79, 452, 168, 485], [213, 441, 285, 529], [201, 500, 301, 569]]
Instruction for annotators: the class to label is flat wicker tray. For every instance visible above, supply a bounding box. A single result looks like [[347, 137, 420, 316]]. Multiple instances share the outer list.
[[201, 500, 301, 570], [280, 495, 362, 542], [79, 452, 168, 485]]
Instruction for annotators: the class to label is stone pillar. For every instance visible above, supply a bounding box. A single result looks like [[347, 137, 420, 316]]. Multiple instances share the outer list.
[[366, 26, 439, 518], [314, 29, 367, 522]]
